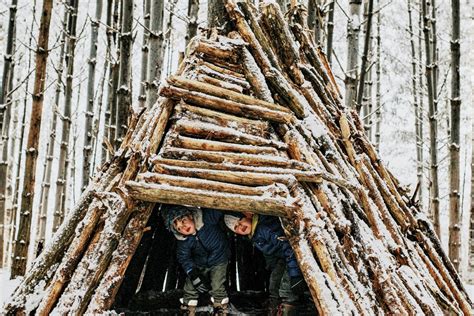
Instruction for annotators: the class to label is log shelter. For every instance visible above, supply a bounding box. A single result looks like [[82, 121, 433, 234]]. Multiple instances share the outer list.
[[3, 1, 472, 315]]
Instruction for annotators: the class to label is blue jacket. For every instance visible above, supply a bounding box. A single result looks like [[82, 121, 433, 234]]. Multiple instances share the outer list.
[[174, 208, 229, 274], [251, 215, 302, 278]]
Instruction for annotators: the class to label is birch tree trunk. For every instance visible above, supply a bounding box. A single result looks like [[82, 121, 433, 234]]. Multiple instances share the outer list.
[[36, 5, 69, 254], [106, 0, 120, 154], [52, 0, 79, 233], [115, 0, 133, 147], [374, 0, 381, 150], [0, 0, 18, 268], [307, 0, 325, 45], [138, 0, 150, 110], [208, 0, 228, 28], [326, 0, 335, 64], [186, 0, 200, 48], [10, 0, 54, 278], [448, 0, 461, 271], [421, 0, 440, 236], [418, 0, 425, 211], [345, 0, 362, 109], [83, 0, 104, 190], [356, 0, 374, 113], [146, 0, 164, 109], [407, 0, 423, 207]]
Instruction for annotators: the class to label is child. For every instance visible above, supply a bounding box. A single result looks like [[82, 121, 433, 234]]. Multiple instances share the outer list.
[[224, 213, 305, 315], [164, 205, 230, 315]]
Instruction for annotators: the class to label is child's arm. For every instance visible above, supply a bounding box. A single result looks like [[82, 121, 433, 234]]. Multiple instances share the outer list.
[[176, 240, 194, 274]]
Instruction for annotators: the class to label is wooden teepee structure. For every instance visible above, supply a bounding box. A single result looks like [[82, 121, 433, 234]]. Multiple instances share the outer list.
[[4, 1, 472, 314]]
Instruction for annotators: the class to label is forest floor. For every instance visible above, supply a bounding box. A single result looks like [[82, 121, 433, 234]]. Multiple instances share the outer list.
[[1, 269, 473, 314]]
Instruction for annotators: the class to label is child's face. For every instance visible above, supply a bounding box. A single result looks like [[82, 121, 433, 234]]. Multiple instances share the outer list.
[[173, 215, 196, 235], [234, 217, 252, 235]]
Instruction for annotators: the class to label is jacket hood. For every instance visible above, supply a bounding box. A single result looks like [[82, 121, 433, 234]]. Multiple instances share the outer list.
[[163, 205, 203, 240]]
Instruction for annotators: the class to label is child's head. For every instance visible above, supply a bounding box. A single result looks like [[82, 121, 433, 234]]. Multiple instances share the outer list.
[[164, 205, 196, 236], [173, 214, 196, 236], [225, 215, 252, 235]]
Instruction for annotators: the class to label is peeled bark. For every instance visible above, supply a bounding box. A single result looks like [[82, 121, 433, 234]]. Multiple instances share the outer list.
[[10, 0, 54, 278]]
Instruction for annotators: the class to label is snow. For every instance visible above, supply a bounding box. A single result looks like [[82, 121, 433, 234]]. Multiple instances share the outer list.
[[0, 269, 21, 309]]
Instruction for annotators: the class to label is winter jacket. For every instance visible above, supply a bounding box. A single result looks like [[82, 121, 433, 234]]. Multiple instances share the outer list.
[[251, 215, 302, 278], [170, 208, 229, 274]]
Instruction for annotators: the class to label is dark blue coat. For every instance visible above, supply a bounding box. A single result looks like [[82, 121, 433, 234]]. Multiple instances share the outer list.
[[252, 215, 302, 278], [175, 209, 229, 274]]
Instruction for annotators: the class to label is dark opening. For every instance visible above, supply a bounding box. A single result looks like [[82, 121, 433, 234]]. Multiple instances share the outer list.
[[112, 205, 315, 315]]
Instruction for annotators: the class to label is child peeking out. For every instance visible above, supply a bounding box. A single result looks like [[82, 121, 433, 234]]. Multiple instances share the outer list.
[[164, 205, 230, 316], [224, 213, 306, 315]]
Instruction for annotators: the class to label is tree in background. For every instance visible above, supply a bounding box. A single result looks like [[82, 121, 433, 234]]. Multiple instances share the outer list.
[[0, 0, 18, 269], [345, 0, 362, 108], [448, 0, 461, 271], [11, 0, 54, 278]]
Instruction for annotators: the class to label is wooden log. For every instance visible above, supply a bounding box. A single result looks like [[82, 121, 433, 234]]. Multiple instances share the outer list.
[[3, 164, 121, 314], [159, 83, 294, 123], [36, 201, 105, 315], [161, 147, 308, 169], [190, 38, 238, 63], [196, 64, 250, 89], [173, 134, 279, 155], [173, 119, 286, 149], [147, 98, 175, 155], [125, 180, 296, 217], [174, 102, 270, 136], [153, 163, 299, 186], [85, 203, 155, 313], [50, 194, 131, 315], [196, 74, 244, 93], [167, 75, 291, 114], [240, 46, 275, 103], [138, 172, 284, 196], [259, 1, 305, 85], [200, 59, 245, 78]]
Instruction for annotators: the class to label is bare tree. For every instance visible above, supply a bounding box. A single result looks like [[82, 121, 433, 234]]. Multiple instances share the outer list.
[[448, 0, 461, 271], [146, 0, 164, 109], [0, 0, 18, 268], [307, 0, 326, 45], [115, 0, 133, 147], [345, 0, 362, 108], [106, 0, 120, 154], [36, 5, 69, 254], [374, 0, 381, 150], [186, 0, 200, 48], [407, 0, 423, 206], [83, 0, 104, 190], [208, 0, 228, 28], [326, 0, 335, 63], [356, 0, 374, 113], [138, 0, 151, 109], [10, 0, 54, 278], [52, 0, 80, 233], [421, 0, 440, 236]]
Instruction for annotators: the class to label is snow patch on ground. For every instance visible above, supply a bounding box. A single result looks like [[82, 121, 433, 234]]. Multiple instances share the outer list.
[[0, 269, 21, 308]]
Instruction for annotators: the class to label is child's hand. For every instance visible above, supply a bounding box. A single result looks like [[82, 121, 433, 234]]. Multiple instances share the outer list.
[[189, 269, 211, 293]]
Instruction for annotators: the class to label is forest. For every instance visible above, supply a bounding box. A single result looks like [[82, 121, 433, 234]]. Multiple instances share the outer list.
[[0, 0, 472, 314]]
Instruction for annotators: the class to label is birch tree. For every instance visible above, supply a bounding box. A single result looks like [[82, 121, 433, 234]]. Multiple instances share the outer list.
[[0, 0, 18, 268], [407, 0, 423, 206], [52, 0, 79, 232], [36, 5, 69, 253], [356, 0, 374, 113], [345, 0, 362, 108], [11, 0, 54, 278], [186, 0, 199, 48], [421, 0, 440, 236], [326, 0, 335, 63], [138, 0, 151, 109], [307, 0, 326, 45], [448, 0, 461, 271], [115, 0, 133, 147], [208, 0, 227, 28], [82, 1, 104, 190], [374, 0, 381, 150], [146, 0, 164, 109]]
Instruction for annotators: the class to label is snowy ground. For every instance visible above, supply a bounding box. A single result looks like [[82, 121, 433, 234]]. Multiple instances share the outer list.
[[1, 268, 474, 309]]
